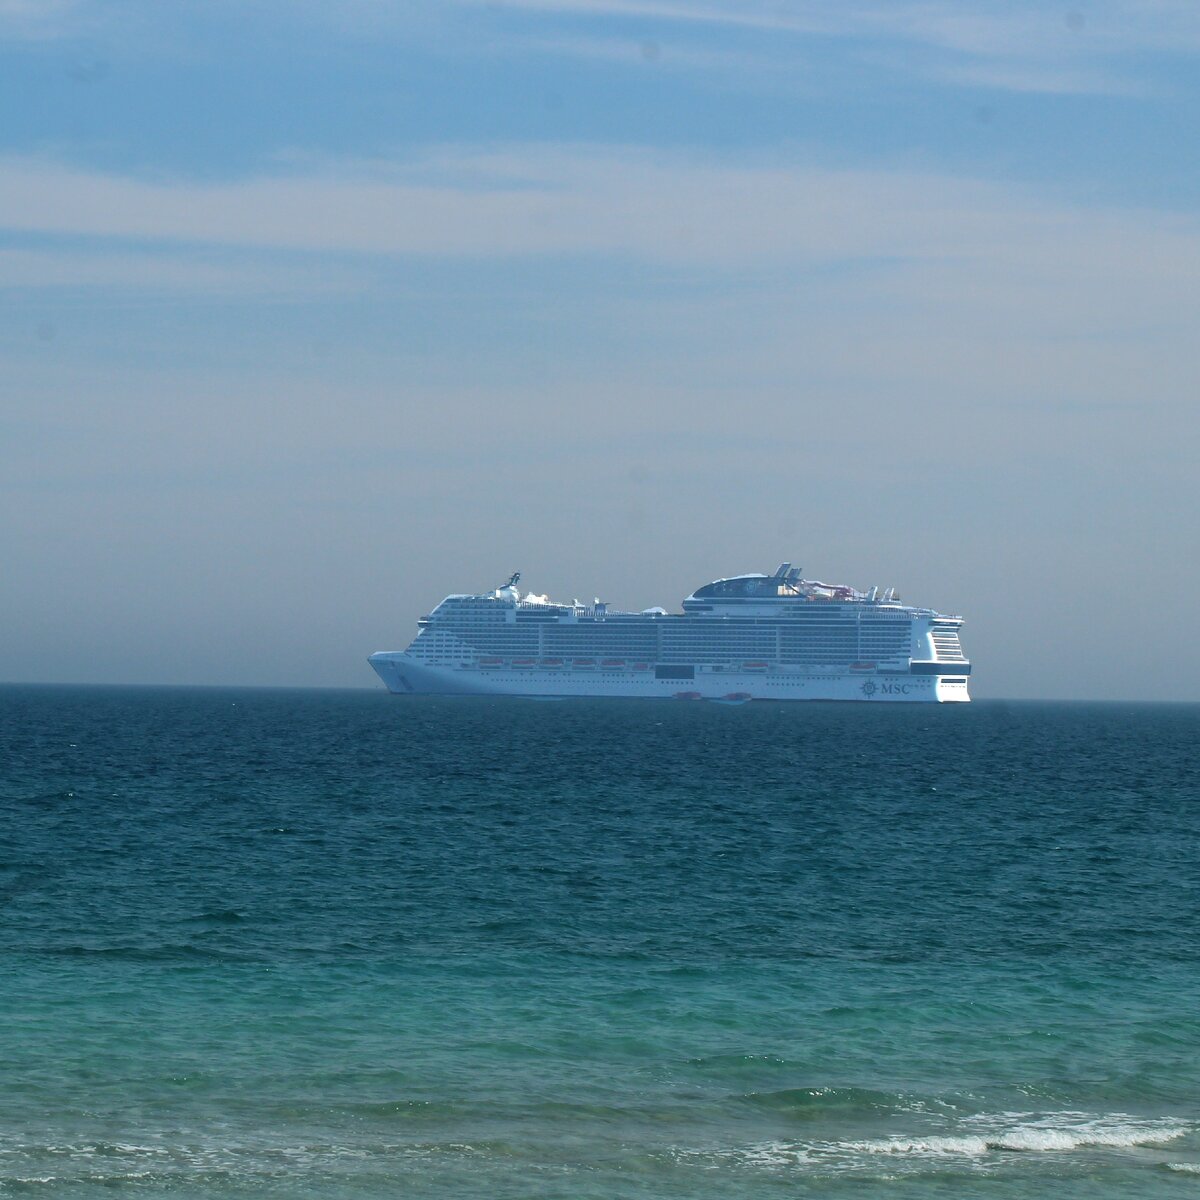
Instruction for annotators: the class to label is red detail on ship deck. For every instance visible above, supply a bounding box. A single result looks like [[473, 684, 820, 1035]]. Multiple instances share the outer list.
[[850, 661, 877, 671], [479, 657, 503, 666], [573, 658, 595, 667], [539, 658, 564, 667], [631, 663, 650, 671], [743, 661, 769, 670], [601, 658, 625, 667]]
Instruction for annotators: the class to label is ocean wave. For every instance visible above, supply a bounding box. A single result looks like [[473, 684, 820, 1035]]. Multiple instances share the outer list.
[[179, 908, 247, 925], [44, 942, 265, 964], [1164, 1162, 1200, 1174], [843, 1121, 1183, 1156], [841, 1134, 991, 1156], [1, 1137, 528, 1171], [844, 1113, 1188, 1157], [672, 1142, 813, 1169], [678, 1113, 1191, 1171], [739, 1085, 951, 1119]]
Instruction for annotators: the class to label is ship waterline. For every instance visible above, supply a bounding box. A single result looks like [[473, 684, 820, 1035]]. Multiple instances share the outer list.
[[369, 563, 970, 702]]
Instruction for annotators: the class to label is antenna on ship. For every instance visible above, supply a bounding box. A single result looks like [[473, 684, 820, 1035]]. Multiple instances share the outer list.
[[504, 571, 521, 589]]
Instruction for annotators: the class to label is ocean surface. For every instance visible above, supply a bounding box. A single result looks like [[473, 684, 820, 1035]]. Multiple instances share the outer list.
[[1, 687, 1198, 1198]]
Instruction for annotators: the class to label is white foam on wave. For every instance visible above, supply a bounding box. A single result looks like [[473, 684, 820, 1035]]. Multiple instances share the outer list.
[[735, 1143, 812, 1168], [842, 1135, 991, 1156], [678, 1113, 1191, 1172], [40, 1143, 169, 1158], [671, 1142, 813, 1169], [845, 1114, 1188, 1157], [1165, 1162, 1200, 1174], [993, 1124, 1186, 1152]]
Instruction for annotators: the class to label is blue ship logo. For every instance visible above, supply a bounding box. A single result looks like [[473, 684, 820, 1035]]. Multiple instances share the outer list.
[[860, 680, 878, 697]]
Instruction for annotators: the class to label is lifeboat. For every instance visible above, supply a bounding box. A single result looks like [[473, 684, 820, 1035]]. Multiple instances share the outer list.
[[539, 658, 564, 668], [573, 658, 596, 668], [850, 661, 877, 672], [479, 656, 503, 667], [743, 661, 769, 671], [631, 662, 650, 671], [713, 692, 753, 705], [601, 658, 625, 667], [512, 658, 536, 667]]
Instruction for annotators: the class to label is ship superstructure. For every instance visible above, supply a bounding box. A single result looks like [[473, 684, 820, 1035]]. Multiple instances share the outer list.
[[369, 564, 970, 702]]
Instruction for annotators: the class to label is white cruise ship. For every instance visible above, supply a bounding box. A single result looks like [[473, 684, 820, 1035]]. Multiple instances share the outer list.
[[369, 564, 970, 702]]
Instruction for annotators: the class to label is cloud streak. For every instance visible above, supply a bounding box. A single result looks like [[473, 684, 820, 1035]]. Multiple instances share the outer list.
[[479, 0, 1200, 94], [3, 146, 1199, 283], [8, 0, 1200, 95], [0, 0, 82, 37], [0, 245, 359, 295], [487, 0, 1200, 55]]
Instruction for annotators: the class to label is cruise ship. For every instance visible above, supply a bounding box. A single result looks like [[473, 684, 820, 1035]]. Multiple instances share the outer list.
[[369, 564, 970, 702]]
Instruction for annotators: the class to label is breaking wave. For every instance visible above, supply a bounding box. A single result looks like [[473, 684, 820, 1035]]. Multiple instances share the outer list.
[[844, 1119, 1187, 1155], [678, 1113, 1190, 1172]]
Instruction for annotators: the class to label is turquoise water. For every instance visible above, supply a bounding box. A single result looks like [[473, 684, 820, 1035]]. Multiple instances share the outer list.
[[1, 687, 1198, 1197]]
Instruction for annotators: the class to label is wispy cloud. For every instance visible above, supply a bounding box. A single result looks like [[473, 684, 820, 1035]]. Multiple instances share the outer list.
[[0, 0, 88, 39], [507, 31, 754, 72], [3, 146, 1199, 277], [931, 59, 1144, 96], [8, 0, 1199, 95], [475, 0, 1200, 94], [0, 245, 358, 295], [3, 145, 1199, 399], [485, 0, 1200, 54]]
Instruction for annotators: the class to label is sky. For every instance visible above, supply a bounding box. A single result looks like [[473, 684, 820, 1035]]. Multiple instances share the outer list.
[[2, 0, 1198, 699]]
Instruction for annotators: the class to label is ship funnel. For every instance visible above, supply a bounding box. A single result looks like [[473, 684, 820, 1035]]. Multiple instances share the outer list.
[[774, 562, 792, 579]]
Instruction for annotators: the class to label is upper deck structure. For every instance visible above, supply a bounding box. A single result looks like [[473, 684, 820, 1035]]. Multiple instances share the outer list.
[[369, 563, 970, 702]]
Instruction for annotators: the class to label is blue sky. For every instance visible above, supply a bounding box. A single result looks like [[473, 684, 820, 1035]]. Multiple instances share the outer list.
[[3, 0, 1199, 696]]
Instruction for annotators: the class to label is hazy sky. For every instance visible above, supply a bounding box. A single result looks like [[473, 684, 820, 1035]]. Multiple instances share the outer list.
[[2, 0, 1198, 699]]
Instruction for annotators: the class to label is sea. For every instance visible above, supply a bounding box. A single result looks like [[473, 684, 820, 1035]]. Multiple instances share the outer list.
[[1, 686, 1198, 1198]]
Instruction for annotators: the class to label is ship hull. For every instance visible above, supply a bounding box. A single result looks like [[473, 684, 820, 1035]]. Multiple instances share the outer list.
[[368, 653, 969, 702]]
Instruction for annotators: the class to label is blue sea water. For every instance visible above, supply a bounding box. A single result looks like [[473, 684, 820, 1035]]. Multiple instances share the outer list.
[[1, 687, 1198, 1198]]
